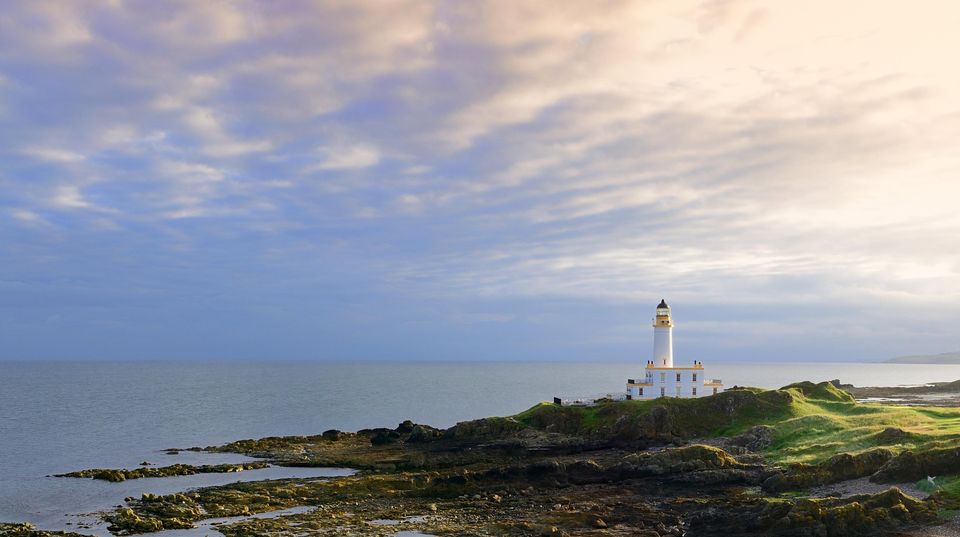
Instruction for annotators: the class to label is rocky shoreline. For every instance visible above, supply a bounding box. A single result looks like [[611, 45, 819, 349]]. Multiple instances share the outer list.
[[841, 379, 960, 407], [6, 380, 960, 537], [55, 462, 270, 482]]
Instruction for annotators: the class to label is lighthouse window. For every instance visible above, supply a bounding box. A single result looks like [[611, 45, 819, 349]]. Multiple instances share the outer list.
[[676, 373, 681, 382], [638, 388, 644, 396], [692, 373, 697, 382], [692, 387, 697, 396], [660, 387, 665, 397], [660, 372, 666, 382]]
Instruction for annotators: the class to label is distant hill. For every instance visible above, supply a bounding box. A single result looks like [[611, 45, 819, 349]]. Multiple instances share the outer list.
[[886, 352, 960, 364]]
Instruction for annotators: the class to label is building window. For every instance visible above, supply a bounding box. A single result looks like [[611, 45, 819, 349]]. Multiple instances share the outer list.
[[660, 372, 666, 382], [639, 388, 644, 396], [660, 387, 665, 397], [692, 387, 697, 396], [676, 373, 681, 382], [692, 373, 697, 382], [713, 388, 718, 395]]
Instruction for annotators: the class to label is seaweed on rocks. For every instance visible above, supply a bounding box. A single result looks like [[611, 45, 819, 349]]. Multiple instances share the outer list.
[[871, 447, 960, 483], [94, 381, 960, 536], [0, 524, 92, 537], [762, 448, 895, 492], [685, 488, 937, 537], [56, 462, 270, 482]]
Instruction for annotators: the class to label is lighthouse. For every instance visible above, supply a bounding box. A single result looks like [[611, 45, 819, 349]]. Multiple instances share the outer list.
[[626, 300, 724, 399], [653, 299, 673, 367]]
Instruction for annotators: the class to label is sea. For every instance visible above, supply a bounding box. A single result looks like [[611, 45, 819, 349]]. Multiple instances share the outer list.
[[2, 360, 960, 535]]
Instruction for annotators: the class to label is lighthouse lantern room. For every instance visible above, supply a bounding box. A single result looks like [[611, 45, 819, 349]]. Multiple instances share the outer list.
[[626, 300, 724, 399]]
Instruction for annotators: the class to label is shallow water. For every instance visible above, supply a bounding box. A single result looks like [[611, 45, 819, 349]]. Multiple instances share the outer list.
[[138, 505, 316, 537], [3, 360, 960, 532], [74, 506, 314, 537], [17, 459, 351, 536]]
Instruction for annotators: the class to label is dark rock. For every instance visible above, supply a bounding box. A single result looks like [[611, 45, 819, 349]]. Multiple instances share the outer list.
[[872, 447, 960, 483], [396, 420, 415, 434], [873, 427, 913, 445], [0, 523, 92, 537], [564, 460, 606, 484], [56, 463, 270, 482], [526, 459, 563, 478], [762, 448, 894, 492], [628, 444, 740, 474], [689, 487, 936, 536], [321, 429, 344, 441], [726, 425, 774, 451], [444, 417, 525, 442], [407, 424, 441, 443], [370, 430, 402, 445]]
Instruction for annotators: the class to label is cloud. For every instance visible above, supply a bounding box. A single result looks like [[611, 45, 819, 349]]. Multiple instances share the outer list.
[[7, 208, 45, 225], [2, 0, 960, 360], [313, 144, 381, 171], [21, 147, 86, 163], [50, 185, 91, 209]]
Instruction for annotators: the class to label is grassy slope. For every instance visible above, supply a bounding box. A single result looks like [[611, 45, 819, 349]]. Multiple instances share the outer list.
[[511, 382, 960, 465]]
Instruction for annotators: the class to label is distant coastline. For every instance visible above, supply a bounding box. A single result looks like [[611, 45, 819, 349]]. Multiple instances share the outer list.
[[885, 352, 960, 364]]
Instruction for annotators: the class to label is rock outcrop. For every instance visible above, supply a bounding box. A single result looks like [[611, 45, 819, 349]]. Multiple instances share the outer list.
[[63, 380, 955, 537], [56, 463, 269, 482], [872, 447, 960, 483], [688, 488, 937, 537], [0, 524, 91, 537], [762, 448, 895, 492]]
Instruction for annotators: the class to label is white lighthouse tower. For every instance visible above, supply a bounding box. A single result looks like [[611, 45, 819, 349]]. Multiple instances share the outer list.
[[653, 299, 673, 367], [626, 299, 724, 399]]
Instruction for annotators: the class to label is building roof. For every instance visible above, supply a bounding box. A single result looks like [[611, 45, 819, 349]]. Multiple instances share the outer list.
[[657, 299, 669, 309]]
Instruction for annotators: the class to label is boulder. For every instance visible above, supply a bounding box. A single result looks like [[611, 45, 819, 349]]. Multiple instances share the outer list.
[[763, 448, 894, 492], [627, 444, 740, 475], [872, 447, 960, 483], [370, 430, 402, 445], [727, 425, 774, 451], [873, 427, 913, 445], [689, 488, 936, 536], [321, 429, 344, 441], [106, 508, 164, 535], [407, 424, 441, 443], [444, 417, 525, 443]]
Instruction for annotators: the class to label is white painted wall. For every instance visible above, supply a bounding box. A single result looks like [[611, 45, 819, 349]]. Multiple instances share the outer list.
[[653, 327, 673, 367], [627, 367, 724, 399]]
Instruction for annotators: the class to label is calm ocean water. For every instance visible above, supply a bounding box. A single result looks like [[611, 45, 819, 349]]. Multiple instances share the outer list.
[[3, 360, 960, 533]]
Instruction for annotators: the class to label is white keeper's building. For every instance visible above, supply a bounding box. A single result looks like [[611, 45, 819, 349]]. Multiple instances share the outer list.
[[626, 300, 724, 399]]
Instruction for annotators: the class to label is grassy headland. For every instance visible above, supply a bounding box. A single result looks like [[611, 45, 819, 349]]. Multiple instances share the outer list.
[[513, 381, 960, 466], [17, 380, 960, 537]]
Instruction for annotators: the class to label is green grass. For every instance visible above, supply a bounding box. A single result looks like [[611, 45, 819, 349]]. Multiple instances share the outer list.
[[761, 397, 960, 465], [511, 382, 960, 466], [914, 474, 960, 509]]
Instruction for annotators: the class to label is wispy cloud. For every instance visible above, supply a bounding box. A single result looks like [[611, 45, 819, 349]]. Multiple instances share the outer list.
[[313, 144, 381, 171], [21, 147, 86, 163], [1, 0, 959, 360], [49, 185, 91, 209]]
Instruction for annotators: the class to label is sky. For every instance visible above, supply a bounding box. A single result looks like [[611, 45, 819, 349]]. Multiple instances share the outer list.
[[2, 1, 959, 362]]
